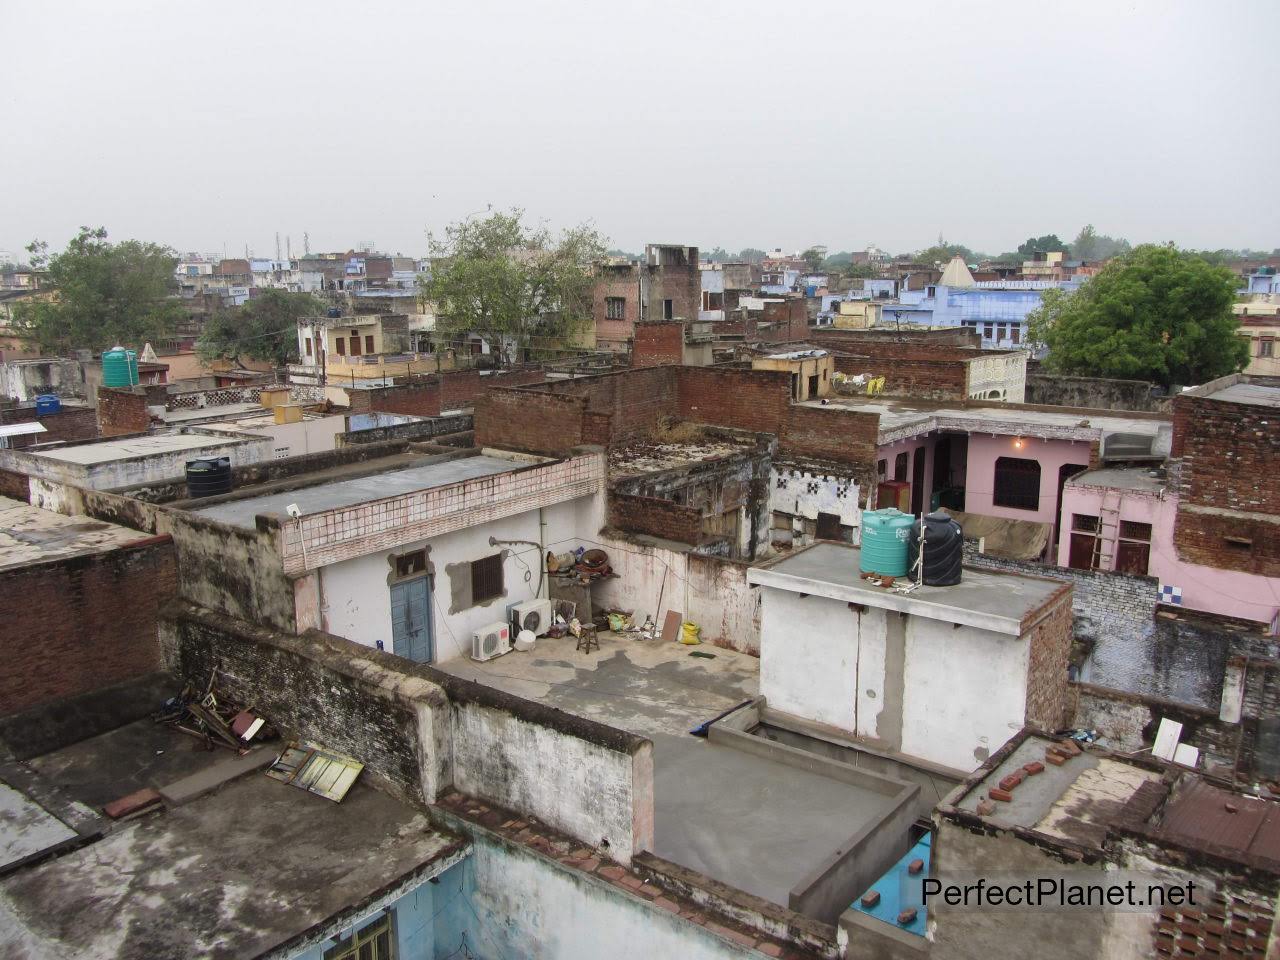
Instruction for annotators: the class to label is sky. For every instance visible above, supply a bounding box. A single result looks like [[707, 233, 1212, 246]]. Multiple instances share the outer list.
[[2, 0, 1277, 261]]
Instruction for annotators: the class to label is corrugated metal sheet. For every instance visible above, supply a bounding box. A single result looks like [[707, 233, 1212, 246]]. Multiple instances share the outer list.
[[1158, 779, 1280, 863]]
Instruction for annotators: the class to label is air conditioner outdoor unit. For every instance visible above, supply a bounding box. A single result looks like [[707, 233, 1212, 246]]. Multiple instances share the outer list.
[[471, 621, 511, 662], [509, 598, 553, 637]]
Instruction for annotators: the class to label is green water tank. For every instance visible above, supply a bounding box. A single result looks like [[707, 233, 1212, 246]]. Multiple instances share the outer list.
[[102, 347, 139, 387], [859, 508, 915, 576]]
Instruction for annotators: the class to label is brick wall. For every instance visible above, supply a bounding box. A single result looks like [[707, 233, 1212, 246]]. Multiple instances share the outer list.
[[1172, 387, 1280, 513], [1173, 509, 1280, 578], [632, 322, 684, 368], [780, 405, 880, 478], [593, 266, 641, 345], [1022, 589, 1074, 731], [648, 258, 701, 326], [0, 536, 176, 716], [832, 353, 967, 400], [97, 387, 151, 437], [475, 388, 589, 455], [608, 491, 702, 545], [349, 380, 441, 417], [676, 367, 791, 434], [759, 300, 809, 342], [0, 405, 98, 448]]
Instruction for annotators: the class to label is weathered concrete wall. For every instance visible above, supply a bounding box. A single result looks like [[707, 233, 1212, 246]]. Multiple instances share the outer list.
[[686, 555, 762, 655], [338, 412, 472, 447], [432, 828, 756, 960], [1026, 371, 1168, 412], [159, 600, 655, 862]]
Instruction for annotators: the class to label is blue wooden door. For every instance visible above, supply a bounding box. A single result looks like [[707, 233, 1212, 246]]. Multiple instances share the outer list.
[[390, 577, 433, 663]]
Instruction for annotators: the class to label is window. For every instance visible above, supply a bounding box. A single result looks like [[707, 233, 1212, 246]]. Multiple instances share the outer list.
[[894, 452, 909, 481], [1011, 326, 1021, 344], [470, 553, 504, 605], [1260, 339, 1274, 358], [993, 456, 1041, 511], [324, 914, 393, 960], [365, 335, 374, 354], [305, 337, 313, 356], [1068, 514, 1099, 570], [877, 458, 887, 479], [983, 323, 994, 340], [605, 296, 626, 320], [1073, 514, 1100, 533], [334, 336, 346, 356], [705, 291, 723, 310], [394, 550, 427, 579], [663, 299, 674, 320]]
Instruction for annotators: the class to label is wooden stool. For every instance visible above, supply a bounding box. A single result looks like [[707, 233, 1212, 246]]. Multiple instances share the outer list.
[[576, 625, 599, 653]]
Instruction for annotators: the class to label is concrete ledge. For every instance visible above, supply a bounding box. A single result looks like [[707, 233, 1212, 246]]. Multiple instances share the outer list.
[[158, 747, 277, 806]]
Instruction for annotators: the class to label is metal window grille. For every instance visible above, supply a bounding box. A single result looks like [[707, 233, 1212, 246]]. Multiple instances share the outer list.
[[471, 553, 504, 604]]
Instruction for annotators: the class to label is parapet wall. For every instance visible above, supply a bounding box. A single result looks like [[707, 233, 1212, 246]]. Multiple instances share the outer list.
[[159, 600, 654, 863]]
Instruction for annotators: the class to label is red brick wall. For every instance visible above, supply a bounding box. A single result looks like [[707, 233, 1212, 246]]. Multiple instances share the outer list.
[[830, 352, 968, 400], [608, 491, 701, 545], [632, 322, 685, 368], [0, 536, 176, 716], [1173, 510, 1280, 578], [676, 367, 792, 434], [594, 266, 641, 346], [439, 368, 483, 411], [0, 469, 28, 500], [350, 381, 442, 417], [97, 387, 151, 437], [1022, 588, 1074, 731], [1172, 391, 1280, 514], [474, 388, 589, 455], [759, 300, 809, 342], [0, 406, 99, 448], [781, 405, 880, 473]]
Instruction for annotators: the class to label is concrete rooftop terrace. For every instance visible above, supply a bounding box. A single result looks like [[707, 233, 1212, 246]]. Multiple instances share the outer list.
[[17, 431, 257, 466], [0, 720, 468, 960], [192, 452, 530, 530], [807, 395, 1168, 445], [1068, 465, 1167, 494], [439, 633, 896, 908], [749, 542, 1068, 635], [1206, 380, 1280, 408], [0, 496, 152, 572]]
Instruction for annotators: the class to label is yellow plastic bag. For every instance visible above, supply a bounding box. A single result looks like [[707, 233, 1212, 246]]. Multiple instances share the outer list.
[[680, 621, 701, 645]]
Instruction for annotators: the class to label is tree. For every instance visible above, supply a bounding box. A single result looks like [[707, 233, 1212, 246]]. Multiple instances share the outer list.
[[1026, 244, 1248, 388], [1016, 234, 1069, 258], [736, 248, 766, 263], [703, 247, 731, 263], [800, 247, 825, 272], [421, 208, 605, 365], [196, 289, 324, 368], [915, 241, 974, 266], [11, 227, 184, 354], [1070, 225, 1131, 262]]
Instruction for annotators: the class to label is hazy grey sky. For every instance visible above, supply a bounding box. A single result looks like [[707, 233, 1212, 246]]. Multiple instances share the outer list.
[[3, 0, 1276, 259]]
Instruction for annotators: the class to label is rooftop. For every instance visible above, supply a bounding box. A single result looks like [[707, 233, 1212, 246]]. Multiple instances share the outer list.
[[608, 429, 761, 479], [0, 497, 153, 572], [1067, 465, 1168, 494], [438, 632, 896, 908], [16, 432, 257, 466], [0, 720, 467, 960], [748, 542, 1068, 636], [192, 452, 530, 529], [1205, 381, 1280, 408], [945, 733, 1159, 849], [807, 396, 1168, 445]]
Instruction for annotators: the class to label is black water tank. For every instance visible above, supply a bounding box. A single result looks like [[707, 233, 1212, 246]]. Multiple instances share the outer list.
[[909, 511, 964, 586], [185, 457, 232, 498]]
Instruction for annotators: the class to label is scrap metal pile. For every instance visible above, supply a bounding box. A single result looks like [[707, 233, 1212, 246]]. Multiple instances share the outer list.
[[153, 671, 277, 755]]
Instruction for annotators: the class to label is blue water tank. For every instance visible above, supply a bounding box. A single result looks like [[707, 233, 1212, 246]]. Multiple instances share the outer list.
[[860, 508, 915, 576], [102, 347, 139, 387], [34, 394, 61, 415]]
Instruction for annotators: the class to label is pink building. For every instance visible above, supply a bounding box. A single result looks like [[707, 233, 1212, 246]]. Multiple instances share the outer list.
[[1056, 467, 1277, 624], [854, 397, 1169, 553]]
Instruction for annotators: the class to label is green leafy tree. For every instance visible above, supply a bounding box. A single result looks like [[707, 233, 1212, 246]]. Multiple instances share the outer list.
[[800, 247, 826, 272], [915, 241, 974, 266], [12, 227, 183, 353], [421, 208, 605, 365], [1027, 244, 1248, 388], [822, 252, 853, 270], [196, 289, 324, 368], [846, 262, 882, 279], [704, 246, 731, 263], [736, 248, 766, 263], [1016, 234, 1069, 258], [1070, 225, 1131, 262]]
